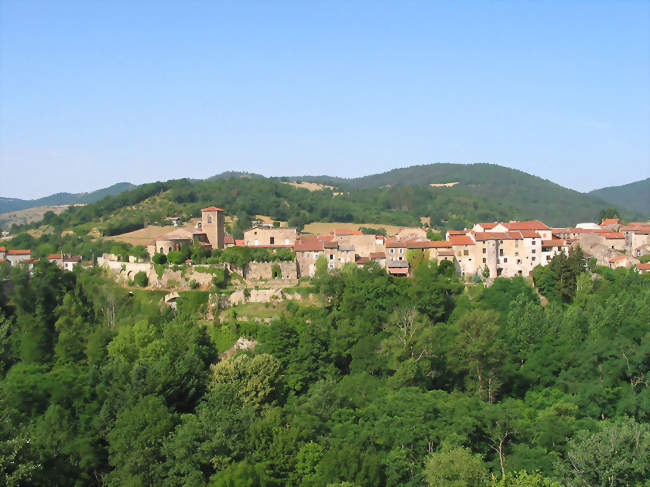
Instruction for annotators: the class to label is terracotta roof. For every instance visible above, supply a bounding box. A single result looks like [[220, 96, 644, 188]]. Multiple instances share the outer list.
[[0, 259, 7, 263], [355, 256, 370, 264], [7, 249, 30, 255], [235, 239, 245, 246], [370, 252, 386, 259], [48, 253, 64, 259], [317, 235, 335, 242], [388, 259, 409, 268], [473, 232, 521, 241], [202, 206, 224, 212], [406, 239, 436, 249], [599, 232, 624, 239], [323, 241, 338, 249], [504, 220, 550, 231], [294, 239, 324, 252], [385, 239, 407, 248], [0, 247, 5, 252], [637, 263, 650, 271], [477, 222, 499, 229], [621, 224, 650, 233], [542, 239, 567, 247], [450, 235, 475, 245], [601, 218, 620, 225], [224, 235, 235, 244], [447, 230, 467, 235], [388, 267, 409, 275], [519, 230, 542, 239], [427, 240, 453, 248], [609, 255, 628, 263]]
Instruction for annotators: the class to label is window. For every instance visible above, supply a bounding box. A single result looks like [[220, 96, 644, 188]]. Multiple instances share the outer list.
[[329, 254, 334, 260], [546, 255, 551, 261], [531, 249, 536, 254], [499, 240, 503, 244], [160, 247, 163, 253], [517, 259, 521, 264], [482, 257, 486, 263], [399, 248, 404, 254], [463, 250, 469, 256], [207, 216, 212, 223], [390, 248, 395, 254], [531, 240, 535, 245], [504, 258, 508, 263], [532, 257, 536, 261], [515, 240, 519, 248], [483, 247, 486, 254], [270, 237, 275, 245], [499, 249, 504, 256]]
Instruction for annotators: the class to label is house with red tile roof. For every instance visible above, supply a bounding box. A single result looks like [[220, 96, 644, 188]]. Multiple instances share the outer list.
[[609, 254, 639, 270], [6, 249, 31, 266], [637, 263, 650, 274]]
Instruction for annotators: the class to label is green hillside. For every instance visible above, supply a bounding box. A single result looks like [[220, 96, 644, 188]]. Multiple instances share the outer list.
[[0, 182, 135, 214], [293, 163, 646, 225], [589, 177, 650, 214]]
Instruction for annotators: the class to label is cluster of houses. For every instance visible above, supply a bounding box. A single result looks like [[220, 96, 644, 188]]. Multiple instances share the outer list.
[[146, 207, 650, 279], [0, 246, 91, 271], [3, 205, 649, 279]]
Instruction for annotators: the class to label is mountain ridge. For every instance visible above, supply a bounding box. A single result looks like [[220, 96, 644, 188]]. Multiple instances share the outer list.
[[589, 178, 650, 214], [0, 182, 136, 214]]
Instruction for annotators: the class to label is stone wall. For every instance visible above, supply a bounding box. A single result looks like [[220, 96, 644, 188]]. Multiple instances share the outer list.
[[244, 260, 298, 280]]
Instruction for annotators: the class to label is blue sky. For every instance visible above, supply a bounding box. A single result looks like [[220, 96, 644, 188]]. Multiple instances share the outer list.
[[1, 1, 648, 199]]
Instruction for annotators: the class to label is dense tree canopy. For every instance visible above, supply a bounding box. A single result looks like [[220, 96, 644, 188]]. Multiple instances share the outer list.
[[0, 257, 648, 485]]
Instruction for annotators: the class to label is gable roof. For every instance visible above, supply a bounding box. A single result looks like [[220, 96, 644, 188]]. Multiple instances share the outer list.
[[599, 232, 624, 239], [601, 218, 620, 226], [542, 239, 567, 247], [7, 249, 30, 255], [450, 235, 475, 245], [504, 220, 551, 231], [202, 206, 224, 212], [294, 238, 324, 252], [637, 263, 650, 271], [473, 232, 521, 241], [476, 222, 499, 229]]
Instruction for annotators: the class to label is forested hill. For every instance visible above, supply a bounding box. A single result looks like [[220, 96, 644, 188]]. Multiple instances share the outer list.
[[589, 177, 650, 214], [0, 182, 135, 214], [290, 163, 647, 224]]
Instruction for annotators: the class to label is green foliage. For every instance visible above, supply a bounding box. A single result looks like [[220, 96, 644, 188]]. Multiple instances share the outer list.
[[597, 207, 620, 222], [555, 417, 649, 487], [133, 271, 148, 287], [0, 255, 648, 486], [152, 253, 167, 265], [424, 445, 489, 486]]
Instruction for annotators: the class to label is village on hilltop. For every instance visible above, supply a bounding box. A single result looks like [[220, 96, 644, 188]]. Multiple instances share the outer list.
[[2, 206, 650, 281]]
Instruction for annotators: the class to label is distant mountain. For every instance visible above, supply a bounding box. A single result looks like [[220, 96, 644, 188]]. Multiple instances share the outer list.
[[292, 163, 647, 225], [0, 182, 135, 214], [589, 178, 650, 215]]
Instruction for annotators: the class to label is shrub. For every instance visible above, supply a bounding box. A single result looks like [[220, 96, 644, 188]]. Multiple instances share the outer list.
[[272, 263, 282, 279], [152, 253, 167, 265], [167, 251, 186, 265], [133, 271, 148, 288]]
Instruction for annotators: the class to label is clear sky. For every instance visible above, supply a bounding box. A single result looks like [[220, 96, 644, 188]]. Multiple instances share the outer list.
[[1, 1, 649, 199]]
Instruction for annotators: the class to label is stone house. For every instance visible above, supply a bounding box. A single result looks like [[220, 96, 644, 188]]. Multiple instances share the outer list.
[[148, 205, 225, 257], [449, 235, 477, 279], [609, 254, 639, 270], [621, 223, 650, 254], [6, 249, 31, 266], [244, 226, 297, 247], [48, 253, 82, 271], [541, 239, 569, 263], [294, 238, 324, 277]]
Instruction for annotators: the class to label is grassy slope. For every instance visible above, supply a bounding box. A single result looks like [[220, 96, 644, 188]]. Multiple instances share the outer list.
[[589, 177, 650, 215]]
